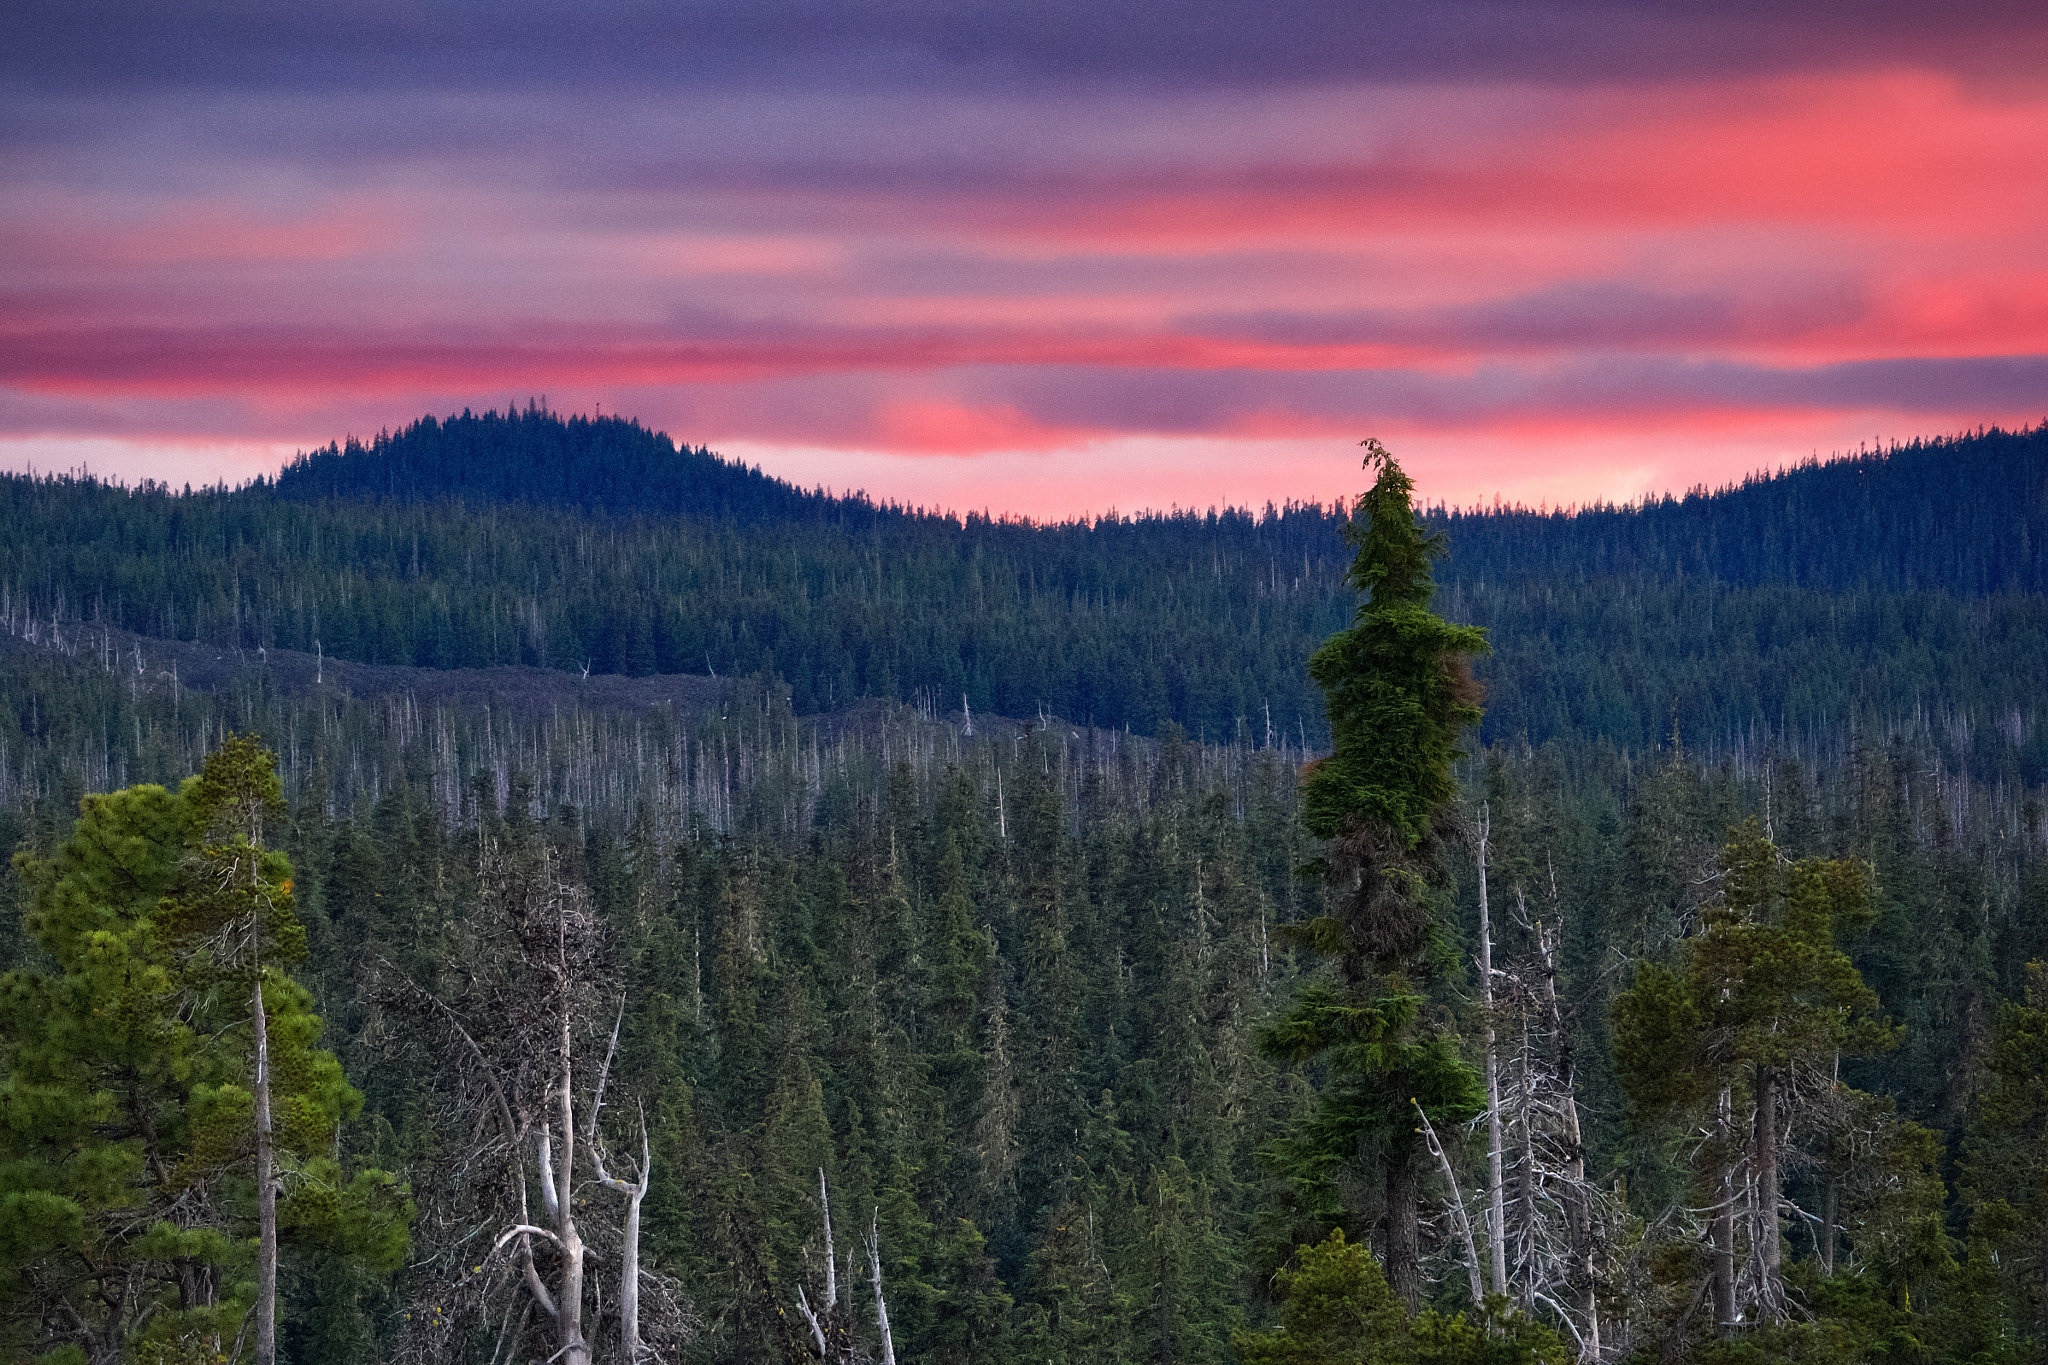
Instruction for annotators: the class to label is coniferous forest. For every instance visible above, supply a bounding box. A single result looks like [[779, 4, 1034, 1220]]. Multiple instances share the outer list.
[[4, 412, 2048, 1365]]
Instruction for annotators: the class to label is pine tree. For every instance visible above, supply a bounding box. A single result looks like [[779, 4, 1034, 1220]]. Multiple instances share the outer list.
[[0, 739, 407, 1365], [1614, 819, 1893, 1329]]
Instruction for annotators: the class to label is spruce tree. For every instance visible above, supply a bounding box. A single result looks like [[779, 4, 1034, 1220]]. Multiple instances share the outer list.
[[1267, 440, 1489, 1305]]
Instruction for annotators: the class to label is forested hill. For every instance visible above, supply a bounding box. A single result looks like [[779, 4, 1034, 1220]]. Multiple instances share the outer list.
[[269, 406, 2048, 597], [1, 414, 2044, 755], [4, 423, 2048, 1365], [268, 405, 894, 526], [1434, 423, 2048, 595]]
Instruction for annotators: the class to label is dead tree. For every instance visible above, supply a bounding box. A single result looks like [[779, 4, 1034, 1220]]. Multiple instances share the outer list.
[[590, 1001, 655, 1363], [1470, 882, 1617, 1361], [1474, 805, 1509, 1299], [795, 1171, 899, 1365], [1416, 1099, 1487, 1306], [865, 1210, 898, 1365], [378, 840, 688, 1365]]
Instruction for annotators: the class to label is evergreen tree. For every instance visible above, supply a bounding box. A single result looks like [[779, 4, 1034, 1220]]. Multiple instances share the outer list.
[[1963, 961, 2048, 1354], [0, 741, 406, 1365], [1614, 820, 1896, 1331], [1267, 441, 1488, 1305], [1234, 1230, 1563, 1365]]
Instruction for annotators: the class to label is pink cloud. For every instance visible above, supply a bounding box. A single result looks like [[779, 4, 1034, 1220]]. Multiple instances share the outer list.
[[871, 399, 1086, 455], [5, 63, 2048, 514]]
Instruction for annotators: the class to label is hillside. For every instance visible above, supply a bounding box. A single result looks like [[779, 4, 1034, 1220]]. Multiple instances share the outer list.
[[269, 404, 874, 525], [1435, 424, 2048, 594], [2, 415, 2044, 764]]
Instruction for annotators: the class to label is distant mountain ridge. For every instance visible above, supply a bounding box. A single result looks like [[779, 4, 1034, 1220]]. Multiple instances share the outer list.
[[1432, 424, 2048, 596], [268, 406, 2048, 596], [268, 404, 905, 527], [2, 414, 2043, 755]]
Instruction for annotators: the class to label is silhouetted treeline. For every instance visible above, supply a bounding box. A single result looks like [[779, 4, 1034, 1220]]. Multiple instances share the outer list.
[[1436, 424, 2048, 594]]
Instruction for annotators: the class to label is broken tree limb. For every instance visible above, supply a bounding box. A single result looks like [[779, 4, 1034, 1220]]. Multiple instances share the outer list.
[[1415, 1098, 1487, 1307]]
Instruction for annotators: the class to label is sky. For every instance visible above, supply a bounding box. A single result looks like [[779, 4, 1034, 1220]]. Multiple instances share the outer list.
[[5, 1, 2048, 520]]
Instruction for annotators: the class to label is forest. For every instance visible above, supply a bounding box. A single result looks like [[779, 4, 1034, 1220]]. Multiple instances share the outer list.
[[4, 411, 2046, 756], [1, 417, 2046, 1365]]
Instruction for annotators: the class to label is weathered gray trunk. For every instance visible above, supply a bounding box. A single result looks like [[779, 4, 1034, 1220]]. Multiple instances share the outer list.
[[619, 1182, 643, 1363], [1820, 1167, 1837, 1276], [591, 1002, 652, 1363], [1535, 922, 1599, 1361], [254, 975, 276, 1365], [1755, 1071, 1782, 1317], [1415, 1100, 1486, 1305], [1477, 812, 1507, 1299], [1712, 1089, 1738, 1331], [1518, 1010, 1539, 1312], [552, 1015, 591, 1365], [532, 1015, 589, 1365], [868, 1210, 897, 1365]]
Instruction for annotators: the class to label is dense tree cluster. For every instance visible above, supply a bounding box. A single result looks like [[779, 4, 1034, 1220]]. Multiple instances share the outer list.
[[1, 737, 407, 1365]]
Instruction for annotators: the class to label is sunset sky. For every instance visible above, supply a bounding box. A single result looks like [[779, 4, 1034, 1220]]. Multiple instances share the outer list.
[[6, 1, 2048, 520]]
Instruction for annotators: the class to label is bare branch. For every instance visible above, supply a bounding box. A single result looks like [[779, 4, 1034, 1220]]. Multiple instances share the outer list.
[[494, 1225, 566, 1252]]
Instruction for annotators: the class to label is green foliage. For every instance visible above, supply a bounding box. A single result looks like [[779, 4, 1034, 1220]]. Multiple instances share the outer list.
[[1265, 442, 1486, 1307], [8, 419, 2046, 760], [1262, 986, 1482, 1178], [0, 741, 406, 1365], [1614, 819, 1893, 1123], [4, 421, 2048, 1361], [1962, 962, 2048, 1352], [1235, 1232, 1565, 1365], [1235, 1230, 1406, 1364], [1302, 441, 1487, 848]]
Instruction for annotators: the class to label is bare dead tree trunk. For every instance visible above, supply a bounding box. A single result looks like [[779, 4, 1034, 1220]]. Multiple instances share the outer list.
[[795, 1288, 828, 1360], [1477, 808, 1507, 1300], [391, 849, 688, 1365], [1415, 1100, 1486, 1305], [1533, 917, 1600, 1361], [254, 974, 276, 1365], [590, 1001, 652, 1363], [866, 1210, 897, 1365], [820, 1169, 838, 1311], [1712, 1089, 1738, 1332], [1820, 1146, 1837, 1278], [411, 969, 560, 1326], [550, 1012, 591, 1365], [796, 1171, 862, 1363], [1754, 1070, 1783, 1319], [616, 1120, 649, 1363], [1518, 1005, 1539, 1313]]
